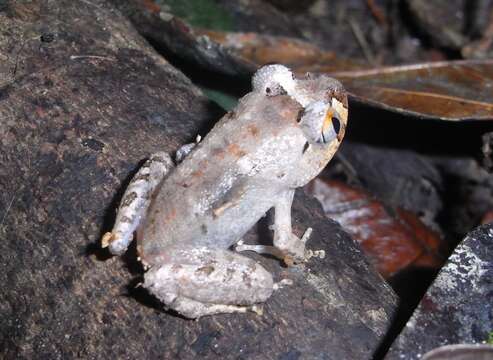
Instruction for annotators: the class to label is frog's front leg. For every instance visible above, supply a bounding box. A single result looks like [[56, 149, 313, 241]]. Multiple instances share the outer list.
[[101, 152, 174, 255], [271, 189, 312, 265], [175, 135, 201, 163], [143, 248, 274, 318], [236, 190, 318, 266]]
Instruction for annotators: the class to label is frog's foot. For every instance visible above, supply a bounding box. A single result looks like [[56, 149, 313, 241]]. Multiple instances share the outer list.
[[235, 241, 285, 259], [304, 249, 326, 261], [273, 278, 294, 290], [143, 248, 274, 319], [101, 152, 174, 255], [270, 189, 316, 265], [274, 226, 314, 266], [175, 135, 201, 163], [235, 231, 321, 266], [283, 227, 324, 262]]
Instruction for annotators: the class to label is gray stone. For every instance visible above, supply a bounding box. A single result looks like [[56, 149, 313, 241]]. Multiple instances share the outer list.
[[386, 224, 493, 359]]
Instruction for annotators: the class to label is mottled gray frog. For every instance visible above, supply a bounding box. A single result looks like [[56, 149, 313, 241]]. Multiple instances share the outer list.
[[102, 64, 348, 318]]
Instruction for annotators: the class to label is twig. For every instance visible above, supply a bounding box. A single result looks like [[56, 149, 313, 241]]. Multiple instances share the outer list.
[[462, 9, 493, 58], [348, 17, 376, 65], [70, 55, 116, 61], [12, 40, 27, 78], [334, 152, 360, 185], [79, 0, 101, 8], [0, 190, 19, 229], [365, 0, 388, 26], [329, 58, 493, 78]]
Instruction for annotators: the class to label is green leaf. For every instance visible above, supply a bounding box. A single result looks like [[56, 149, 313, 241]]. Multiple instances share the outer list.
[[200, 87, 238, 111], [159, 0, 234, 31]]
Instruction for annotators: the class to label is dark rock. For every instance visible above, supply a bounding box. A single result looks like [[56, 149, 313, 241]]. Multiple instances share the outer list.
[[328, 141, 443, 232], [263, 0, 317, 13], [431, 156, 493, 239], [111, 0, 256, 78], [421, 344, 493, 360], [386, 224, 493, 359], [483, 132, 493, 171], [405, 0, 469, 50]]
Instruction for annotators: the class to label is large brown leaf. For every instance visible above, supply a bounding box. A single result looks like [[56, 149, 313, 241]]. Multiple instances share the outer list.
[[197, 30, 363, 73], [116, 2, 493, 121], [331, 60, 493, 121], [198, 30, 493, 121]]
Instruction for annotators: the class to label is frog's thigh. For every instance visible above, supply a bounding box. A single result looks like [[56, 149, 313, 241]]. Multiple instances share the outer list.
[[102, 152, 174, 255], [144, 249, 274, 318]]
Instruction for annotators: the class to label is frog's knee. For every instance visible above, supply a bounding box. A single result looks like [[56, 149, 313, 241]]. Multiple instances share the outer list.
[[143, 265, 177, 301]]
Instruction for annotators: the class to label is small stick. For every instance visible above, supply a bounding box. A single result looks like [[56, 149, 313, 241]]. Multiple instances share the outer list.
[[70, 55, 115, 61], [348, 18, 376, 65], [365, 0, 388, 26]]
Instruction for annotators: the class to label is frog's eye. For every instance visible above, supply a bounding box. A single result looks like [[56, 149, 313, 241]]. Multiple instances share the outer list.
[[264, 83, 287, 97], [332, 116, 341, 136], [300, 100, 339, 145], [320, 110, 342, 144]]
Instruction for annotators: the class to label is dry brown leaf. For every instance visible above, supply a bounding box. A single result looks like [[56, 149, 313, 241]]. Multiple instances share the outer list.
[[306, 179, 445, 279], [199, 30, 493, 120], [330, 60, 493, 121], [123, 1, 493, 122], [196, 29, 363, 73]]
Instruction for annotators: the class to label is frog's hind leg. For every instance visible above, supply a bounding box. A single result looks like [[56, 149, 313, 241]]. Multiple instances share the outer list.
[[143, 248, 274, 318], [102, 152, 174, 255]]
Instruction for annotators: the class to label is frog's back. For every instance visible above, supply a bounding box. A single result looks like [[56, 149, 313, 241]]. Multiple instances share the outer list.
[[138, 93, 304, 265]]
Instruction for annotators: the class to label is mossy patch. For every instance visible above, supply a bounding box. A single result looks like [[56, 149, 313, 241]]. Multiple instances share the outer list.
[[200, 87, 238, 111], [158, 0, 234, 31]]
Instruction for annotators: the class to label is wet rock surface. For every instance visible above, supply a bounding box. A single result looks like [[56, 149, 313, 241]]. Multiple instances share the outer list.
[[386, 224, 493, 360]]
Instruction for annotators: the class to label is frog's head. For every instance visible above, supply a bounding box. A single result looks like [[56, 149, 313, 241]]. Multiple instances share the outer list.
[[252, 64, 297, 97], [253, 66, 348, 146], [298, 77, 348, 146]]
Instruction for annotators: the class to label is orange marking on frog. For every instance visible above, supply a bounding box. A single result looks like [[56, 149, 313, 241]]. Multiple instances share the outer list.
[[163, 208, 177, 224], [212, 148, 226, 159], [322, 109, 334, 134], [191, 169, 204, 178], [227, 143, 246, 158], [247, 124, 259, 137]]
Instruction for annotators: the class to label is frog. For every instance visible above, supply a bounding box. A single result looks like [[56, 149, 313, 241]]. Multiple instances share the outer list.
[[101, 64, 348, 318]]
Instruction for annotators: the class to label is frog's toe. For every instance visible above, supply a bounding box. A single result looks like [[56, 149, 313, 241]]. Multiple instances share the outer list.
[[304, 249, 326, 262], [273, 278, 294, 291], [101, 231, 132, 255], [101, 232, 114, 248]]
